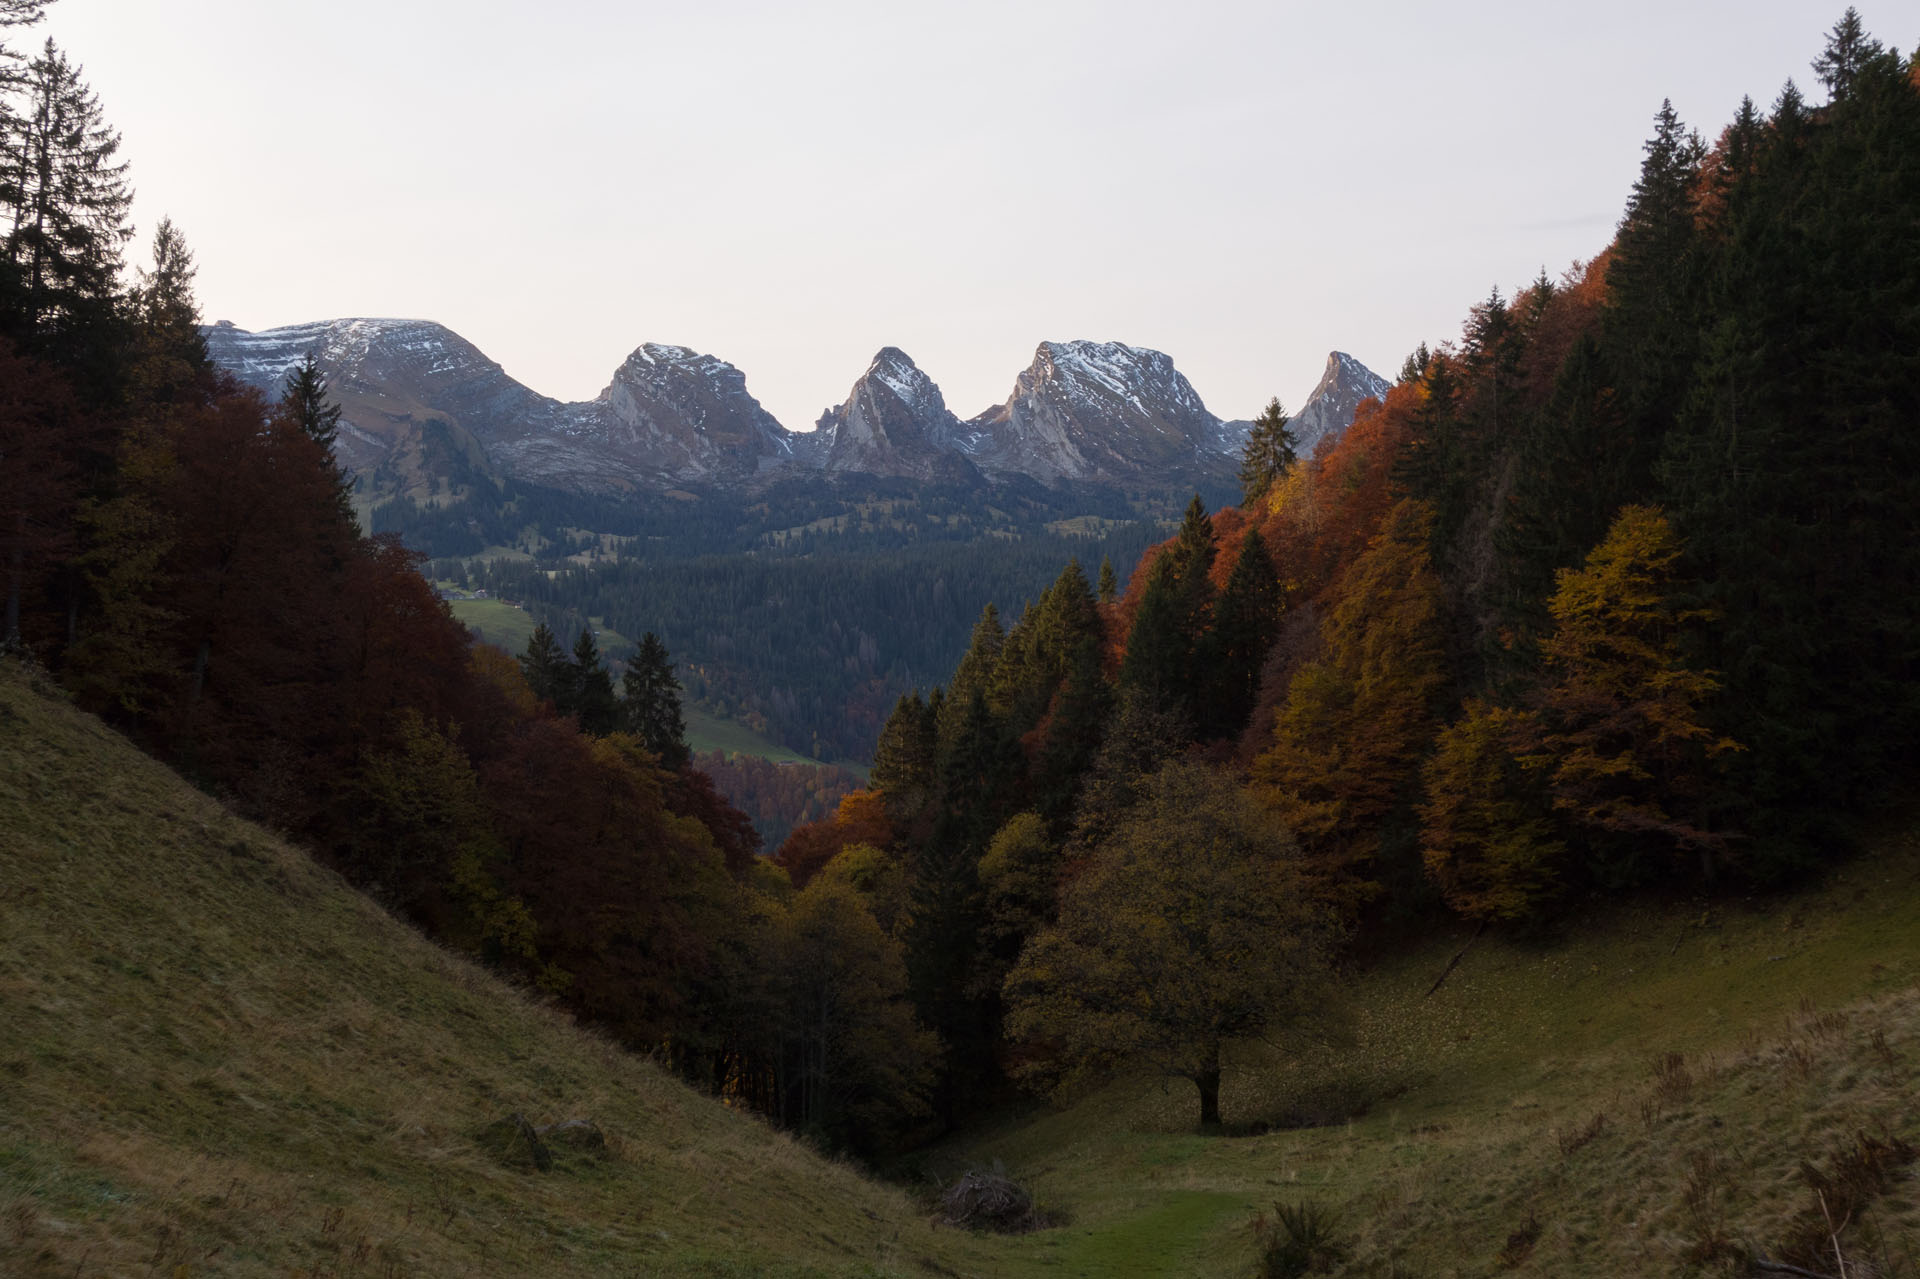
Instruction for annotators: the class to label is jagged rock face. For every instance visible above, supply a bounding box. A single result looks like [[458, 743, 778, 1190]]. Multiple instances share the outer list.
[[1291, 351, 1391, 457], [593, 343, 799, 486], [206, 320, 1383, 500], [962, 341, 1238, 485], [205, 318, 533, 497], [204, 321, 802, 495], [811, 348, 981, 484]]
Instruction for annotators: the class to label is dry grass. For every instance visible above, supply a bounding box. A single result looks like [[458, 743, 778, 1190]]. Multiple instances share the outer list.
[[0, 660, 998, 1277], [7, 652, 1920, 1278], [928, 821, 1920, 1276]]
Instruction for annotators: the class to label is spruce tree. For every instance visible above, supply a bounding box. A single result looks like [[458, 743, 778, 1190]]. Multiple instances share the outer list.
[[871, 691, 937, 818], [277, 352, 356, 523], [128, 217, 209, 411], [909, 689, 1017, 1118], [1398, 341, 1431, 384], [1238, 397, 1297, 508], [621, 631, 689, 769], [1812, 7, 1881, 102], [1096, 555, 1118, 603], [1200, 527, 1283, 740], [1603, 98, 1707, 499], [570, 627, 618, 736], [937, 602, 1004, 752], [282, 353, 341, 452], [519, 622, 568, 709], [1, 40, 131, 378], [1656, 38, 1920, 874], [1118, 557, 1187, 714]]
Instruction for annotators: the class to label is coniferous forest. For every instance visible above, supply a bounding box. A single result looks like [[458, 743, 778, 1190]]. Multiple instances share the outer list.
[[4, 0, 1918, 1208]]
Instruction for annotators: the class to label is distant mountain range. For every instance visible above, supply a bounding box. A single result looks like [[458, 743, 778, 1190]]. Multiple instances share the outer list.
[[206, 319, 1386, 501]]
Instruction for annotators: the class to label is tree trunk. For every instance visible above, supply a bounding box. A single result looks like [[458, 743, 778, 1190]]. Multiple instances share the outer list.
[[1195, 1040, 1223, 1132]]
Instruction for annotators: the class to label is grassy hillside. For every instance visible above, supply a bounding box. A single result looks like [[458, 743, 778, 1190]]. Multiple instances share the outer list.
[[924, 835, 1920, 1277], [0, 660, 994, 1278], [5, 652, 1916, 1277]]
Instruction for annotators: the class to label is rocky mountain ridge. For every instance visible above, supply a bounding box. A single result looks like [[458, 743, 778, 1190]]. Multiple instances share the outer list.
[[1288, 351, 1394, 457], [207, 318, 1385, 500]]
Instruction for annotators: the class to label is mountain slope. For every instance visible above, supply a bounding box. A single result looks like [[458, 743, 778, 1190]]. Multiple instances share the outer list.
[[206, 320, 802, 497], [207, 321, 1388, 505], [962, 340, 1241, 485], [811, 347, 982, 484], [0, 661, 994, 1278], [1290, 350, 1391, 457]]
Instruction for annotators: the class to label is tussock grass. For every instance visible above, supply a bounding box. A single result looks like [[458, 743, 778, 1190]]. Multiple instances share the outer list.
[[0, 660, 992, 1277]]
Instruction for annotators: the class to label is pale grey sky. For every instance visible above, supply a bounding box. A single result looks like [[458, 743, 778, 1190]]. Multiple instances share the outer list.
[[39, 1, 1882, 431]]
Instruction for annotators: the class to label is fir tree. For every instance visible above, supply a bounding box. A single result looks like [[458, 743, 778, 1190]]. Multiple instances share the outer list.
[[1603, 98, 1706, 497], [1096, 555, 1118, 603], [519, 622, 568, 709], [870, 690, 937, 818], [621, 631, 689, 769], [1, 40, 131, 379], [1118, 498, 1218, 724], [1238, 397, 1296, 508], [936, 602, 1004, 752], [1118, 557, 1186, 713], [570, 626, 618, 736], [1398, 341, 1432, 384], [1812, 7, 1881, 102], [278, 353, 353, 521], [282, 353, 341, 452], [128, 217, 209, 411], [1200, 527, 1283, 740]]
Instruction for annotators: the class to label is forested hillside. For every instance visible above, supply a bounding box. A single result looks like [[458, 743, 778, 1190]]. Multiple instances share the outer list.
[[474, 530, 1157, 762], [760, 9, 1920, 1145], [5, 5, 1918, 1271]]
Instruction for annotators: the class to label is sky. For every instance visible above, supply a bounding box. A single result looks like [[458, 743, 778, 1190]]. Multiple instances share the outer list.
[[36, 1, 1881, 431]]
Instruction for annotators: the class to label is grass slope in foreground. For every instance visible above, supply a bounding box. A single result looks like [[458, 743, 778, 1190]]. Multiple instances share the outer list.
[[0, 661, 995, 1278], [925, 828, 1920, 1276]]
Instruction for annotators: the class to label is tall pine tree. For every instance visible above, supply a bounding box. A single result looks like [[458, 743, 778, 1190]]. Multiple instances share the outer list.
[[622, 631, 689, 769]]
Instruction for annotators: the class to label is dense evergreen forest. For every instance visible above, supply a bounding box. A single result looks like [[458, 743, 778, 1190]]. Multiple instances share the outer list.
[[375, 430, 1184, 764], [471, 530, 1158, 762], [4, 0, 1914, 1159]]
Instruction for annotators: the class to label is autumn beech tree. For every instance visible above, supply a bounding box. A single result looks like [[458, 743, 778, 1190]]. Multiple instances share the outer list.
[[1004, 761, 1334, 1131]]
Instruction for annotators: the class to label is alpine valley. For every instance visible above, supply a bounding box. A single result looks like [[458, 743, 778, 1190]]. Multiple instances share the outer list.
[[205, 318, 1389, 768]]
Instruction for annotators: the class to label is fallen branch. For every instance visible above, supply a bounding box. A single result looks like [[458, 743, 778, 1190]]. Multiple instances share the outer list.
[[1423, 921, 1486, 999]]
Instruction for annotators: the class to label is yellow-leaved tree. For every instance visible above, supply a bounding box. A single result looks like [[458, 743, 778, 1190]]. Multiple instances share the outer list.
[[1251, 499, 1446, 912], [1003, 762, 1334, 1131], [1527, 504, 1740, 885], [1419, 700, 1564, 921]]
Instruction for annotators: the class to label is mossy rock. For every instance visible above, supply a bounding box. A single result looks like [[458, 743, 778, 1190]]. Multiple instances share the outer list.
[[475, 1112, 552, 1172]]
